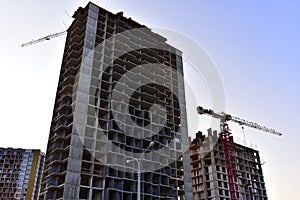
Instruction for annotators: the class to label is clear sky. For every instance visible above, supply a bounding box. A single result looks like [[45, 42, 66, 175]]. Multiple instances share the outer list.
[[0, 1, 299, 199]]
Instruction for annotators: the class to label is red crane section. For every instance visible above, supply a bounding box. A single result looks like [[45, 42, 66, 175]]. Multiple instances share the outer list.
[[220, 123, 238, 200]]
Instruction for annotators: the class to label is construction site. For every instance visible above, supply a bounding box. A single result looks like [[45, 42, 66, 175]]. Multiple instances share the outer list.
[[188, 106, 281, 200], [17, 2, 284, 200]]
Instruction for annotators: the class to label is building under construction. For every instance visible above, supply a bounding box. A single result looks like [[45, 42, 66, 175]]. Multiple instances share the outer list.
[[40, 2, 192, 199], [190, 130, 268, 200]]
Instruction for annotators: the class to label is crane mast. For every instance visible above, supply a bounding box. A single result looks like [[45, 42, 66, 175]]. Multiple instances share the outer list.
[[21, 30, 67, 47], [196, 106, 282, 200]]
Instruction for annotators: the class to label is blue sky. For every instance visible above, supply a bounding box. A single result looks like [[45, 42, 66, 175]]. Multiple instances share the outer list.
[[0, 1, 299, 199]]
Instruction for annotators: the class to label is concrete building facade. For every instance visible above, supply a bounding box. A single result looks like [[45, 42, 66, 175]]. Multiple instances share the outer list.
[[0, 148, 44, 200], [190, 130, 268, 200], [40, 2, 192, 199]]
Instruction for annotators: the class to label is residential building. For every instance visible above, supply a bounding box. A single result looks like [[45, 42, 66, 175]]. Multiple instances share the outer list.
[[0, 148, 44, 200]]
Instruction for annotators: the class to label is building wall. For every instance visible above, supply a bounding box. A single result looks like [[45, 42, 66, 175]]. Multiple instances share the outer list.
[[40, 2, 192, 200], [190, 129, 268, 200], [0, 148, 44, 200]]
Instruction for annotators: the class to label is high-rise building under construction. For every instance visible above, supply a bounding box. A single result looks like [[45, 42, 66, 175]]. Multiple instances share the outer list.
[[190, 130, 268, 200], [40, 2, 192, 199]]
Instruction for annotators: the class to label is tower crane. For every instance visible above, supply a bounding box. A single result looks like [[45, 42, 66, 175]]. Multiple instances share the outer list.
[[21, 30, 67, 47], [196, 106, 282, 200], [196, 106, 282, 136]]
